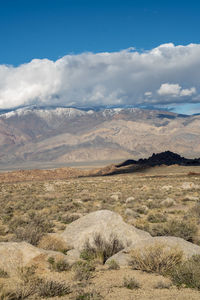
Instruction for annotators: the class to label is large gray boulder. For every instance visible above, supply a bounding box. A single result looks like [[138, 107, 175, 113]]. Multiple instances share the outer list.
[[58, 210, 151, 250], [0, 241, 72, 274], [106, 236, 200, 266]]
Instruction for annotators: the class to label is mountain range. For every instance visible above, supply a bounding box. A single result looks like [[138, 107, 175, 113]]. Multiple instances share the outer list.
[[0, 106, 200, 169]]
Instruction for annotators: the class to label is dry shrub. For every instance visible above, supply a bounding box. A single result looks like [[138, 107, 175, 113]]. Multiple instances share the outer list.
[[0, 269, 8, 278], [150, 219, 198, 243], [0, 225, 7, 236], [38, 235, 71, 253], [9, 213, 53, 246], [107, 259, 120, 270], [147, 213, 167, 223], [73, 261, 95, 281], [154, 280, 172, 289], [75, 289, 102, 300], [123, 276, 141, 289], [0, 265, 71, 299], [130, 242, 183, 275], [80, 234, 124, 264], [190, 203, 200, 218], [0, 286, 34, 300], [170, 254, 200, 290], [0, 266, 37, 300], [37, 278, 71, 298], [60, 213, 81, 224], [47, 256, 70, 272]]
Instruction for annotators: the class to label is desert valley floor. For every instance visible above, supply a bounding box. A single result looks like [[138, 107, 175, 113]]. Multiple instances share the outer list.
[[1, 164, 200, 299]]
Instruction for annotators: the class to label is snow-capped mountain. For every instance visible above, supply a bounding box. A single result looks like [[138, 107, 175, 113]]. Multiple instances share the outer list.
[[0, 106, 199, 169]]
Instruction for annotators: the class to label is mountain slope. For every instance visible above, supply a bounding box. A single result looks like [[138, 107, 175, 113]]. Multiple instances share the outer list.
[[0, 106, 200, 168]]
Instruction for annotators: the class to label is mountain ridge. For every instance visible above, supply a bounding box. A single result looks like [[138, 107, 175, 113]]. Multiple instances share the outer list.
[[0, 106, 200, 169]]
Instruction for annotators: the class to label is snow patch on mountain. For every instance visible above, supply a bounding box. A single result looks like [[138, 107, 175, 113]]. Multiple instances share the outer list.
[[1, 106, 95, 120]]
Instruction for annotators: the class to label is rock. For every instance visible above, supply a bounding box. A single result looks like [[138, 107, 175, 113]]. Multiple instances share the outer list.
[[125, 197, 135, 204], [141, 185, 149, 191], [106, 249, 131, 267], [184, 195, 199, 201], [106, 236, 200, 266], [161, 197, 176, 207], [132, 236, 200, 258], [57, 210, 151, 250], [124, 208, 135, 217], [66, 249, 81, 264], [110, 194, 119, 201], [0, 241, 70, 274], [161, 185, 172, 191], [181, 182, 199, 190], [125, 209, 140, 219], [44, 183, 55, 192]]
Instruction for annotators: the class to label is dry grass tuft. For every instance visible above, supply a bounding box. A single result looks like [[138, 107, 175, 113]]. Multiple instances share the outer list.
[[130, 242, 183, 275], [38, 235, 71, 253]]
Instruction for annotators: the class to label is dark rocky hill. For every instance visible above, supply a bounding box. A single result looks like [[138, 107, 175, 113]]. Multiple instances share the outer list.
[[117, 151, 200, 168]]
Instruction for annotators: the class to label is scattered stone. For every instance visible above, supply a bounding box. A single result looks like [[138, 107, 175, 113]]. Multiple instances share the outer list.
[[125, 208, 135, 217], [125, 197, 135, 204], [183, 195, 199, 201], [161, 198, 176, 208], [65, 249, 81, 264], [181, 182, 199, 190], [110, 194, 119, 201], [161, 185, 173, 191], [141, 185, 149, 191], [73, 199, 84, 205], [43, 183, 55, 192]]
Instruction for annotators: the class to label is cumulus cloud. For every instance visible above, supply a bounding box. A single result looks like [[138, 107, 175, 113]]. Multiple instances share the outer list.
[[157, 83, 196, 97], [0, 43, 200, 109]]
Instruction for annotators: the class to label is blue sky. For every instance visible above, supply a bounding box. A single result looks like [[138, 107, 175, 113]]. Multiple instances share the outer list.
[[0, 0, 200, 65], [0, 0, 200, 114]]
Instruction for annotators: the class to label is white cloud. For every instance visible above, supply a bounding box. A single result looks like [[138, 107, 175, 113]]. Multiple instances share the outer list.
[[180, 87, 196, 96], [157, 83, 181, 96], [144, 91, 152, 97], [0, 43, 200, 109], [157, 83, 196, 97]]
